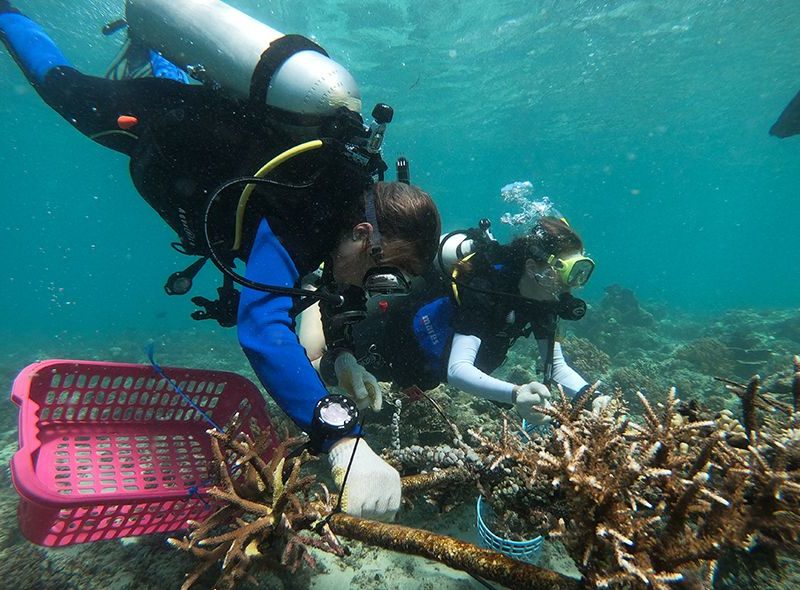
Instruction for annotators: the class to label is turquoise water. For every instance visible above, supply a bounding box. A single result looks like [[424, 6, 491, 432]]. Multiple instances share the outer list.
[[0, 3, 799, 588], [1, 1, 798, 339]]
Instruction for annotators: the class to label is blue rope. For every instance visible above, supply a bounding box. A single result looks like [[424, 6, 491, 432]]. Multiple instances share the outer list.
[[145, 345, 252, 503], [186, 484, 211, 509], [145, 342, 224, 432]]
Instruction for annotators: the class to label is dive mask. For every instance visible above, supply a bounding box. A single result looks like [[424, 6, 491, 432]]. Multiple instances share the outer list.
[[536, 253, 594, 291], [362, 266, 412, 296], [549, 253, 594, 288]]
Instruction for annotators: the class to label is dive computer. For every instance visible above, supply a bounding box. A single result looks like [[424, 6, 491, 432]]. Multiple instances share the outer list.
[[309, 394, 360, 452]]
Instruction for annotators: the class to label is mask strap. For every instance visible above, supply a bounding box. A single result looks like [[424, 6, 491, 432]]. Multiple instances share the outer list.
[[526, 223, 549, 260], [364, 187, 383, 262]]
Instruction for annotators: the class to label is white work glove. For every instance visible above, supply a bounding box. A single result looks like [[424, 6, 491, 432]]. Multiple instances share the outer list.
[[592, 394, 612, 415], [514, 382, 553, 426], [334, 351, 382, 411], [329, 437, 401, 520]]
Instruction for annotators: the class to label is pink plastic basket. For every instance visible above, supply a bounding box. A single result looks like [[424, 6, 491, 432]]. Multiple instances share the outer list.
[[10, 359, 279, 547]]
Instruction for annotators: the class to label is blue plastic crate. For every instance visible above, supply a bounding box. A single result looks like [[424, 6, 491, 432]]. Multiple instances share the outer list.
[[476, 495, 544, 564], [520, 418, 552, 440]]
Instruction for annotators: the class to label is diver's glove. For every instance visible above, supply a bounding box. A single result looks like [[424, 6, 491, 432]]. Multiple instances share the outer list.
[[513, 381, 553, 426], [334, 351, 382, 411], [329, 437, 401, 520]]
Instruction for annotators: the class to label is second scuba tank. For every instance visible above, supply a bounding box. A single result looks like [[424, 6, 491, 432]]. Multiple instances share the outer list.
[[435, 219, 496, 277], [125, 0, 362, 120], [435, 232, 477, 277]]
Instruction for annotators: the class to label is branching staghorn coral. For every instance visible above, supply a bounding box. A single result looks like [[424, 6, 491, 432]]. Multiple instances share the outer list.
[[168, 358, 800, 590], [388, 357, 800, 590], [167, 413, 346, 590], [721, 374, 800, 551], [522, 376, 800, 588], [169, 413, 578, 590]]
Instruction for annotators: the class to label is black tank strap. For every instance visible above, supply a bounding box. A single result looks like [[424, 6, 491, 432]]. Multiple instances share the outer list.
[[249, 34, 328, 105]]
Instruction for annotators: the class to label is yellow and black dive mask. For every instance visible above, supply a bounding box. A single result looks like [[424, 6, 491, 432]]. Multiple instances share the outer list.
[[534, 253, 595, 292], [547, 253, 595, 289]]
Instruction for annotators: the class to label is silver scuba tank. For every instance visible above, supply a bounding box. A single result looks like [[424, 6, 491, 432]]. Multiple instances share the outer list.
[[435, 220, 496, 277], [435, 232, 477, 277], [124, 0, 362, 120]]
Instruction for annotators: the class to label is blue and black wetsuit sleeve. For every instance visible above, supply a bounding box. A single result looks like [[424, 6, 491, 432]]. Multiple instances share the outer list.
[[0, 7, 193, 155], [0, 5, 71, 85], [238, 219, 361, 450]]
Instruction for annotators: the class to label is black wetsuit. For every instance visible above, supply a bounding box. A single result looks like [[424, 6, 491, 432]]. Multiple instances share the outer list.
[[32, 67, 369, 273], [0, 7, 379, 440]]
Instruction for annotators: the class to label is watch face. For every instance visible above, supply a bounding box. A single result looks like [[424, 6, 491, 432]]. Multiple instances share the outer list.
[[319, 401, 352, 428]]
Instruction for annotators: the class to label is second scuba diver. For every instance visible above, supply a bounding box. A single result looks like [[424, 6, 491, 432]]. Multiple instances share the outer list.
[[301, 213, 610, 425], [0, 1, 442, 519]]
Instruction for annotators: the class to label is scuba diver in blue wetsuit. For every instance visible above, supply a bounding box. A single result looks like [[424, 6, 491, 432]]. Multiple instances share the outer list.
[[0, 0, 442, 520], [301, 213, 611, 425]]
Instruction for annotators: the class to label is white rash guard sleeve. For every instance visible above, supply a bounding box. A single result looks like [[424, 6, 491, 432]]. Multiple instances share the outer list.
[[537, 339, 589, 397], [447, 333, 515, 404]]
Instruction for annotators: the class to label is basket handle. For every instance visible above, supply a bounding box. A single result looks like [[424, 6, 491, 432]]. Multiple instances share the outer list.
[[10, 360, 59, 449]]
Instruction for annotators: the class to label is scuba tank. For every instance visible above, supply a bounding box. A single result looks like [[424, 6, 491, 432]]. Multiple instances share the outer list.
[[125, 0, 362, 123], [436, 232, 477, 276], [434, 219, 496, 277], [123, 0, 395, 327]]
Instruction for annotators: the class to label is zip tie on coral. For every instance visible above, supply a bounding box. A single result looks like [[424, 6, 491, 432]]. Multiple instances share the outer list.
[[335, 415, 365, 514]]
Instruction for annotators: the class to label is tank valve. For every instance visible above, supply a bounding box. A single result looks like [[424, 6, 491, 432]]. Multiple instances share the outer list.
[[367, 103, 394, 154]]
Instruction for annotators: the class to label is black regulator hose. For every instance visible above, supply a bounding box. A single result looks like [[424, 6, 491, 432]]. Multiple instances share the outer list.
[[450, 274, 586, 321], [202, 175, 344, 307]]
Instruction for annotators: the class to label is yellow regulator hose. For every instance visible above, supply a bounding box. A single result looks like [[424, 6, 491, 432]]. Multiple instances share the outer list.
[[232, 139, 324, 251]]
